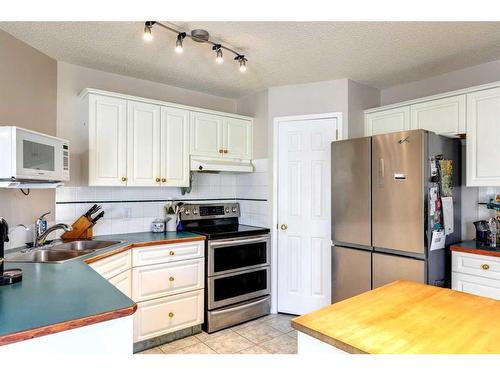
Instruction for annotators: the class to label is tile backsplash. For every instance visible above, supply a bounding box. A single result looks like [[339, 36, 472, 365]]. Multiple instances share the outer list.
[[54, 159, 270, 237]]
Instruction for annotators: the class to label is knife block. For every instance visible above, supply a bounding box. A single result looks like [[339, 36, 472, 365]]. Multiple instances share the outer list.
[[61, 215, 94, 241]]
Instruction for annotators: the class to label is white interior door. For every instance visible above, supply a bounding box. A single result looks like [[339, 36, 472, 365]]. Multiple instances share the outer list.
[[277, 116, 338, 315]]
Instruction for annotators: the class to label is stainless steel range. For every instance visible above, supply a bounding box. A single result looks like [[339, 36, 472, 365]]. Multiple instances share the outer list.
[[180, 203, 271, 333]]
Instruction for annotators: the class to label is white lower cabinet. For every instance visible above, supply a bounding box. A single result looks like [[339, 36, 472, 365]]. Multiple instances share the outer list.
[[89, 250, 132, 280], [133, 289, 204, 342], [132, 258, 204, 302], [109, 269, 132, 299], [452, 252, 500, 300]]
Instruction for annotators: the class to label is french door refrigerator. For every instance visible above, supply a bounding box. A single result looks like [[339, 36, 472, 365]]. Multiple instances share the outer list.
[[331, 129, 461, 302]]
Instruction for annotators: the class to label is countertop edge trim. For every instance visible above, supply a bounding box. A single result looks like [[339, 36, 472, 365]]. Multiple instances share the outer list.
[[84, 235, 206, 264], [0, 303, 137, 347], [450, 244, 500, 258], [291, 320, 367, 354]]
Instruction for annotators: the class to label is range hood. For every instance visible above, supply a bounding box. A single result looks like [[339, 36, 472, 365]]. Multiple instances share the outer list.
[[0, 180, 64, 189], [191, 157, 253, 173]]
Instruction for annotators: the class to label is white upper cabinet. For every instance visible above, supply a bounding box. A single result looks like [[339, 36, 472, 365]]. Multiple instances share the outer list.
[[410, 95, 466, 136], [87, 95, 128, 186], [161, 107, 190, 186], [223, 117, 252, 160], [466, 86, 500, 186], [127, 101, 161, 186], [190, 112, 224, 158], [364, 106, 410, 136], [81, 89, 253, 186]]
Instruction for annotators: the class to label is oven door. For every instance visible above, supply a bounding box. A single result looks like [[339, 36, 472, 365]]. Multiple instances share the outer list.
[[15, 128, 68, 181], [208, 235, 270, 277], [208, 266, 270, 310]]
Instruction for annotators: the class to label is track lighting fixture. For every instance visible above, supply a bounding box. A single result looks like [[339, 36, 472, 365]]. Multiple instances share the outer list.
[[143, 22, 247, 72], [143, 21, 155, 42], [213, 44, 223, 64], [175, 33, 186, 54], [236, 55, 247, 72]]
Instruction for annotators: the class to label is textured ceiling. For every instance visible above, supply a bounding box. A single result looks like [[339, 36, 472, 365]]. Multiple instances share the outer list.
[[1, 22, 500, 98]]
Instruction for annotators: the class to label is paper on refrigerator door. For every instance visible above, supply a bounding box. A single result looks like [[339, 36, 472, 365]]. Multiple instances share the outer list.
[[430, 230, 446, 251], [442, 197, 454, 235]]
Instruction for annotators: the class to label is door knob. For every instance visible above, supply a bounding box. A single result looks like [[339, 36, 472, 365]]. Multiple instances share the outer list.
[[281, 224, 288, 230]]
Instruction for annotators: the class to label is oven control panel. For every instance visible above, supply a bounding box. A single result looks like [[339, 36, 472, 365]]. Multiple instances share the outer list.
[[180, 203, 240, 220]]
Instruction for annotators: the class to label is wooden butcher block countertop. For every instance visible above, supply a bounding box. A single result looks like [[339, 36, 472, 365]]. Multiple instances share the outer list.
[[291, 280, 500, 354]]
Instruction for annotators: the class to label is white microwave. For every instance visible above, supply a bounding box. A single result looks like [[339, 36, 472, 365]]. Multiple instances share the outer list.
[[0, 126, 70, 182]]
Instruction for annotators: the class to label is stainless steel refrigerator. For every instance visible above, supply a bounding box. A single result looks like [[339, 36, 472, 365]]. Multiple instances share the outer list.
[[331, 129, 461, 302]]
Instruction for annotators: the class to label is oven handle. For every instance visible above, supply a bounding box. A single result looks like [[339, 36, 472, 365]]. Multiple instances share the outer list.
[[210, 295, 270, 316], [209, 235, 270, 247]]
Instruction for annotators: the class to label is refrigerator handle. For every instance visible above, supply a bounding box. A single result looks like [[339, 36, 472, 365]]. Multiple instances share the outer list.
[[378, 158, 385, 185]]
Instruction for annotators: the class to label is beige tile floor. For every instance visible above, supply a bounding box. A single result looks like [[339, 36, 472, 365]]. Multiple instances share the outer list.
[[138, 313, 297, 355]]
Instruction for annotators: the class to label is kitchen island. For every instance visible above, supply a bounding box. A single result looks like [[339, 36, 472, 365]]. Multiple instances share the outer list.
[[0, 231, 205, 354], [292, 280, 500, 354]]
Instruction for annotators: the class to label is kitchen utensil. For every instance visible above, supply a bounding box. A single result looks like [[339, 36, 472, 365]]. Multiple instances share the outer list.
[[166, 215, 177, 232], [91, 211, 105, 225]]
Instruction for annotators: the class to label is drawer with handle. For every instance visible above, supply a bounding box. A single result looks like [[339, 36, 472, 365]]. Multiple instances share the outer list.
[[452, 252, 500, 281], [89, 250, 132, 280], [132, 258, 204, 302], [133, 289, 204, 343], [132, 241, 204, 267]]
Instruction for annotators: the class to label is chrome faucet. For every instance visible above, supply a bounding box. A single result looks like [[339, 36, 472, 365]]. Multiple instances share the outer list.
[[34, 212, 72, 247]]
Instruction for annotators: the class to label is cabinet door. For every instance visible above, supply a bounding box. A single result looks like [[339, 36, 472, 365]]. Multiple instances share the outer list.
[[410, 95, 465, 135], [88, 95, 127, 186], [223, 118, 252, 160], [109, 269, 132, 299], [127, 101, 161, 186], [190, 112, 223, 158], [161, 107, 190, 186], [452, 272, 500, 300], [466, 87, 500, 186], [365, 106, 410, 136], [89, 250, 132, 280], [133, 289, 204, 342]]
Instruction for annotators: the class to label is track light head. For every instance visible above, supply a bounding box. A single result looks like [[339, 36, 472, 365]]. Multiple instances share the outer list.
[[143, 21, 155, 42], [175, 32, 186, 54], [213, 44, 223, 64], [235, 55, 247, 72]]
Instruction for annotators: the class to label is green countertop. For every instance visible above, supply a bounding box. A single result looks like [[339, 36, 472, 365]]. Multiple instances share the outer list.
[[0, 231, 204, 344]]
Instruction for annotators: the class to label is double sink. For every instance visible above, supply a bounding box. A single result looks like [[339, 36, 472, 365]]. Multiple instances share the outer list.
[[5, 240, 121, 263]]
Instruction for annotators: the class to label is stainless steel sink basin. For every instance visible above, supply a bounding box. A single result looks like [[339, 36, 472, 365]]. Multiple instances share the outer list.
[[5, 240, 122, 263], [50, 240, 121, 251]]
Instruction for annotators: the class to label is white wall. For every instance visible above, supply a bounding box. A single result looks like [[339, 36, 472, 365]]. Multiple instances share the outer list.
[[236, 90, 268, 159], [348, 80, 380, 138], [380, 59, 500, 105], [57, 61, 238, 185]]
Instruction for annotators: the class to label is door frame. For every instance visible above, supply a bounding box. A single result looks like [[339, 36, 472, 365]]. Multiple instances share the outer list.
[[271, 112, 343, 313]]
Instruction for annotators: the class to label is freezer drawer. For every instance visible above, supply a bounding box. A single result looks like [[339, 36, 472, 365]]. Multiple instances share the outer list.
[[331, 137, 371, 247], [373, 252, 424, 289], [332, 246, 372, 302], [372, 130, 425, 254]]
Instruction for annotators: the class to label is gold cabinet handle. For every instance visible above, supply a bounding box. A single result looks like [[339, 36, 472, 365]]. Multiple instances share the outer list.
[[169, 276, 174, 282], [162, 178, 166, 183], [168, 312, 174, 318], [219, 149, 223, 154], [169, 251, 175, 256], [156, 177, 161, 183], [481, 264, 490, 270], [121, 177, 127, 182], [223, 149, 228, 154], [281, 224, 288, 230]]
